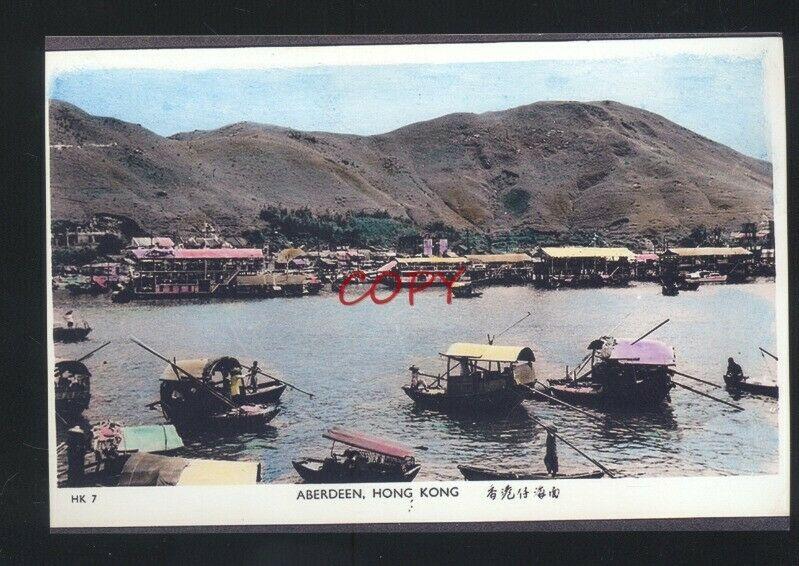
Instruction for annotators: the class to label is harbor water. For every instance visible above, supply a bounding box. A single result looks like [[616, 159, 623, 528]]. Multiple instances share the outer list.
[[53, 281, 780, 481]]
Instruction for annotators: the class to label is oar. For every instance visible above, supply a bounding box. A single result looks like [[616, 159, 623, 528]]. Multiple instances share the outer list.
[[671, 380, 744, 411], [668, 369, 721, 389], [130, 337, 237, 410], [527, 413, 615, 478], [630, 319, 670, 345], [524, 383, 638, 434], [489, 311, 532, 344], [759, 347, 778, 361], [245, 365, 315, 399], [75, 341, 111, 363]]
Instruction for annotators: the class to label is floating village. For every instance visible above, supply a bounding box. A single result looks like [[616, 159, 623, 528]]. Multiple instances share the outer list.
[[53, 218, 780, 487]]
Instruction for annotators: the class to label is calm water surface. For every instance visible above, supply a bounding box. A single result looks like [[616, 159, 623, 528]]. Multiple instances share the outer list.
[[53, 281, 780, 481]]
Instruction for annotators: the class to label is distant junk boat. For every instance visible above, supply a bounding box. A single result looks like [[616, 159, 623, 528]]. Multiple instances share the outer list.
[[112, 246, 321, 301], [403, 342, 536, 414], [292, 427, 421, 483]]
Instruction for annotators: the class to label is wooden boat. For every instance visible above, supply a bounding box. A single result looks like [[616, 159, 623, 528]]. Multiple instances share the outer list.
[[661, 281, 679, 296], [54, 359, 91, 417], [723, 374, 778, 398], [402, 342, 536, 414], [685, 270, 727, 284], [53, 323, 92, 342], [458, 464, 604, 481], [160, 356, 286, 407], [292, 427, 421, 483], [153, 357, 282, 432], [452, 281, 483, 299], [546, 336, 675, 408]]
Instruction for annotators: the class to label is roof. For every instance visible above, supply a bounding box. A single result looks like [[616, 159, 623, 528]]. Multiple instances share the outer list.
[[323, 427, 414, 459], [465, 253, 533, 263], [444, 342, 535, 362], [54, 360, 90, 375], [664, 247, 752, 257], [396, 256, 467, 264], [635, 253, 659, 262], [130, 236, 175, 248], [275, 247, 305, 263], [161, 358, 210, 380], [177, 459, 261, 485], [130, 247, 263, 260], [538, 247, 636, 260], [606, 339, 675, 366]]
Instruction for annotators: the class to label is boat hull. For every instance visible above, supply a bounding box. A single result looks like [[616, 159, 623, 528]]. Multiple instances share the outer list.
[[402, 384, 526, 414], [546, 377, 673, 408], [292, 457, 421, 483], [458, 465, 604, 481], [723, 375, 778, 398], [55, 392, 91, 418], [53, 326, 92, 342]]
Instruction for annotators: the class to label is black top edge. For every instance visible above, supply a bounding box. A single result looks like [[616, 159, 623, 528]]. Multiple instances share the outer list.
[[45, 32, 782, 52]]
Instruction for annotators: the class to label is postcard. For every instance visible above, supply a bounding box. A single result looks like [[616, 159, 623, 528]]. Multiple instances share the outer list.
[[47, 35, 788, 531]]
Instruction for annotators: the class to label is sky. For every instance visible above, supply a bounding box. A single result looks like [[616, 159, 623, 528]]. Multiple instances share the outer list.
[[48, 54, 770, 160]]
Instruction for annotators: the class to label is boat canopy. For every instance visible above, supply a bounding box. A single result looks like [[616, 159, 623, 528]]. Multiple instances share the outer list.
[[607, 339, 675, 366], [161, 357, 252, 381], [444, 343, 535, 363], [161, 358, 210, 381], [54, 360, 90, 376], [323, 427, 414, 459]]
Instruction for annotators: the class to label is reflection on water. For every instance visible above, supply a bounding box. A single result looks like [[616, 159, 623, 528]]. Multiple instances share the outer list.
[[53, 281, 780, 481]]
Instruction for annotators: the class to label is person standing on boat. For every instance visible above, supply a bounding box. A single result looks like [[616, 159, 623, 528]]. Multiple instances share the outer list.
[[248, 360, 259, 392], [544, 428, 559, 477], [725, 357, 745, 383], [64, 310, 75, 328], [409, 365, 428, 390], [230, 367, 244, 401]]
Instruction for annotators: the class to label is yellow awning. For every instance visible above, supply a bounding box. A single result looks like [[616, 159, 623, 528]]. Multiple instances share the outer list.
[[465, 253, 532, 263], [665, 247, 752, 257], [444, 342, 535, 362], [177, 459, 261, 485], [538, 246, 635, 260]]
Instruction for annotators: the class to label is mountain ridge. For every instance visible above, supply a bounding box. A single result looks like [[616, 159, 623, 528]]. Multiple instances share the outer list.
[[48, 98, 773, 239]]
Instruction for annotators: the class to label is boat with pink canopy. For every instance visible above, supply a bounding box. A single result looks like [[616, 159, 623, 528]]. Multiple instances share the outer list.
[[545, 336, 677, 408]]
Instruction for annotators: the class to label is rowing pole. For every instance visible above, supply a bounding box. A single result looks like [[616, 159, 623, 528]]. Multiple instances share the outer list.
[[630, 319, 670, 345], [524, 382, 638, 434], [244, 365, 315, 399], [76, 341, 111, 363], [670, 380, 744, 411], [130, 337, 238, 410], [489, 311, 532, 344], [759, 347, 778, 361], [527, 413, 616, 478], [668, 369, 721, 389]]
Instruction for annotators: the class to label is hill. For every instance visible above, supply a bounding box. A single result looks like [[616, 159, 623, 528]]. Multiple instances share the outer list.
[[48, 99, 773, 239]]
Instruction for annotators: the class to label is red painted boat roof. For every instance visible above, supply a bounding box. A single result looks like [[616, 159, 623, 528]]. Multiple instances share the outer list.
[[130, 247, 263, 260], [323, 427, 414, 459]]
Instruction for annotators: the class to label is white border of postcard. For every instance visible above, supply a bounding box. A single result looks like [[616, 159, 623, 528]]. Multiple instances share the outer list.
[[47, 35, 789, 529]]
